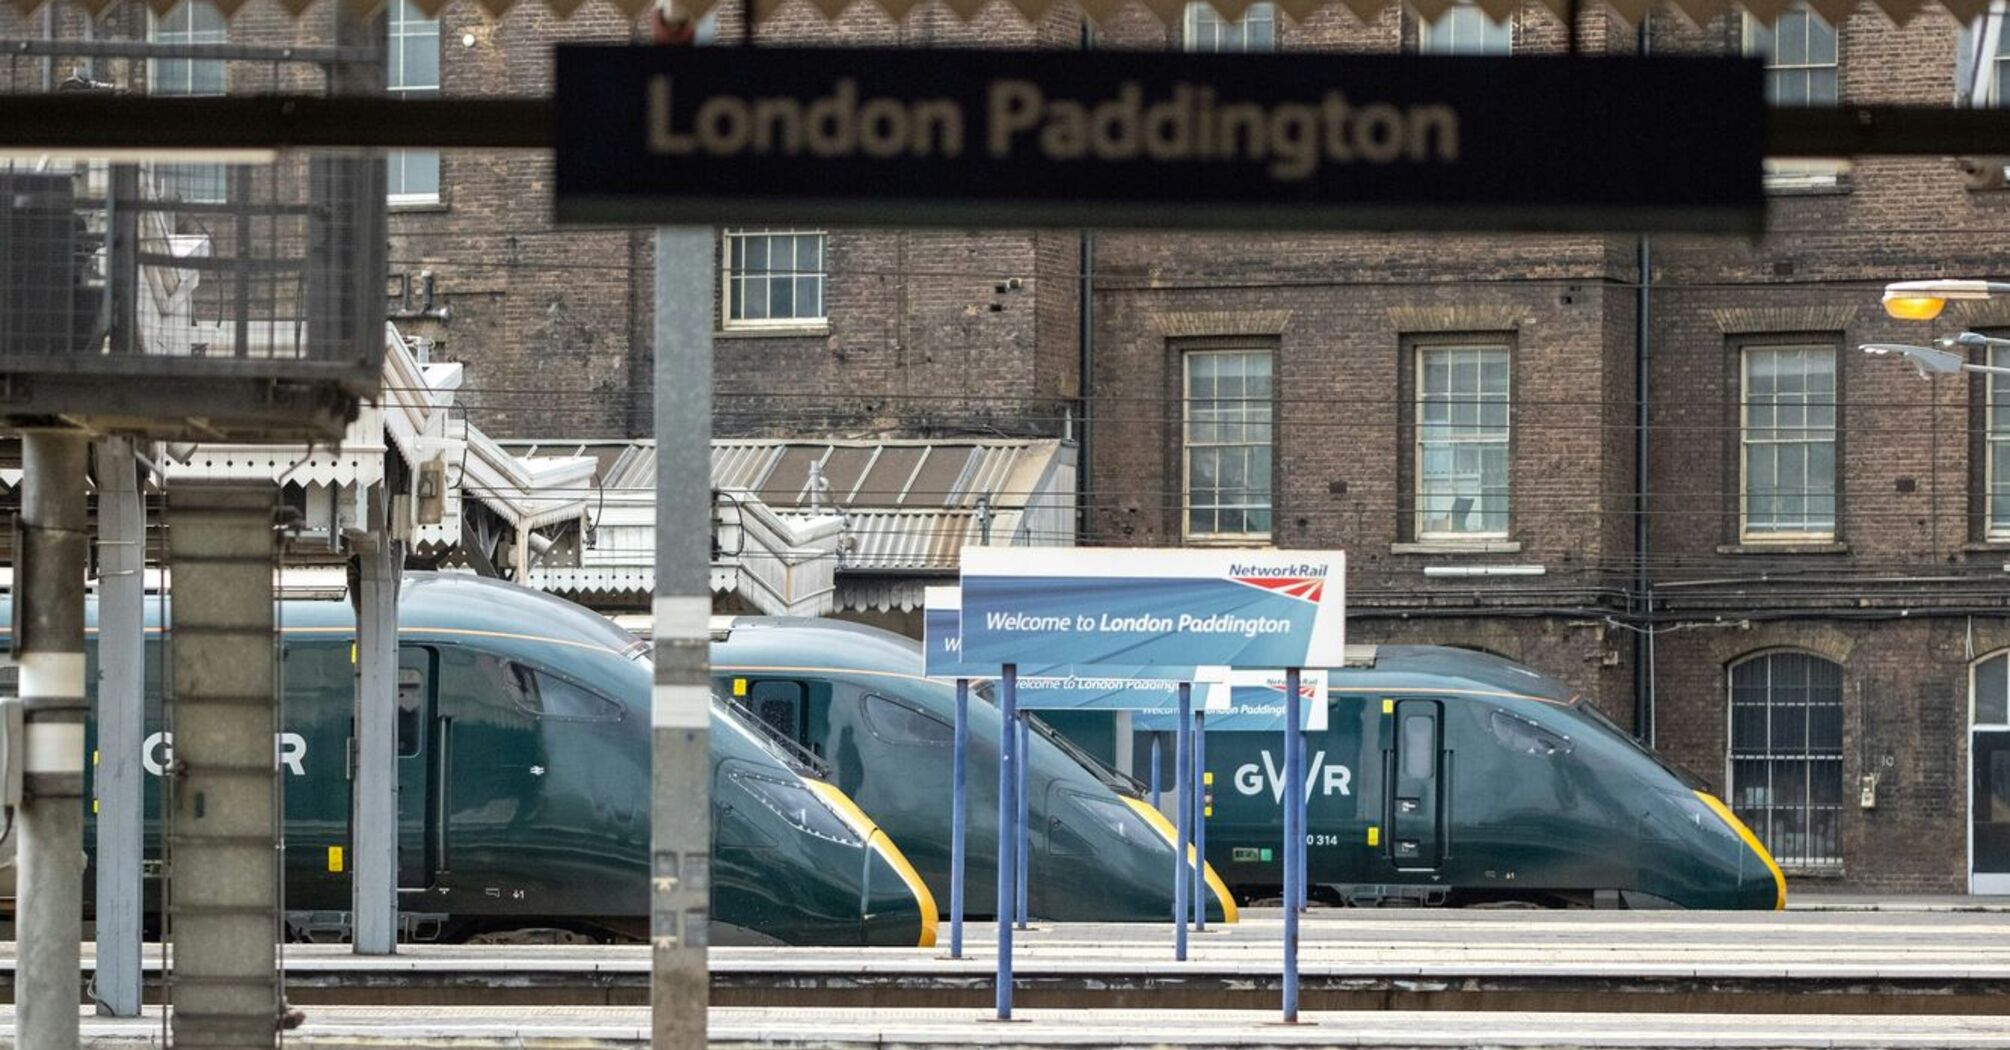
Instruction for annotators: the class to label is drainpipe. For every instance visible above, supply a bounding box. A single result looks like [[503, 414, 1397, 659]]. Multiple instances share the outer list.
[[1632, 17, 1656, 746], [1076, 18, 1095, 546]]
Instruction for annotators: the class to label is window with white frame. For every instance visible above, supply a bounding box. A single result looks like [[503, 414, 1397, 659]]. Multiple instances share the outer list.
[[1746, 8, 1838, 106], [1418, 0, 1511, 55], [388, 0, 442, 204], [1183, 349, 1273, 540], [722, 229, 826, 327], [1728, 651, 1844, 869], [1975, 651, 2010, 727], [1184, 1, 1276, 52], [1740, 344, 1836, 540], [1415, 343, 1509, 539], [149, 1, 227, 203], [1989, 346, 2010, 537]]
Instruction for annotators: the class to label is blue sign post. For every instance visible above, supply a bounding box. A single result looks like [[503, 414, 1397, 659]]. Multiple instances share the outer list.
[[961, 547, 1345, 1024], [922, 586, 981, 961]]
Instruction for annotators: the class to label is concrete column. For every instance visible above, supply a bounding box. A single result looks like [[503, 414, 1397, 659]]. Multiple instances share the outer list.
[[15, 432, 90, 1050], [167, 483, 281, 1048], [652, 226, 712, 1050], [349, 506, 400, 955], [93, 437, 146, 1017]]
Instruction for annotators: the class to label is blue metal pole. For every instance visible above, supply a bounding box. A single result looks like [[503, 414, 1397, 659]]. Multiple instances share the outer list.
[[1174, 683, 1190, 961], [1016, 713, 1030, 930], [996, 664, 1017, 1020], [1193, 708, 1207, 931], [950, 678, 968, 959], [1296, 715, 1310, 913], [1283, 668, 1300, 1022], [1149, 733, 1162, 810]]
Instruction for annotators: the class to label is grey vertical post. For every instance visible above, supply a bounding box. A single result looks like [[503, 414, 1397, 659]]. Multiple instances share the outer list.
[[653, 227, 713, 1050], [1192, 708, 1206, 931], [1014, 713, 1029, 929], [167, 483, 281, 1048], [994, 663, 1018, 1020], [94, 437, 145, 1017], [16, 432, 90, 1050], [349, 497, 400, 955]]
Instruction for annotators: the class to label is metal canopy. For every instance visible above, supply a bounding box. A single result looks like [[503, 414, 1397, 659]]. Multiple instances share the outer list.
[[2, 0, 1985, 29]]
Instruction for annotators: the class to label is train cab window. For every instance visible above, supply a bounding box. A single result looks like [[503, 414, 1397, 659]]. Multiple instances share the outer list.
[[1489, 710, 1571, 757], [747, 680, 808, 743], [861, 694, 952, 748], [506, 663, 624, 723], [727, 769, 861, 846], [1051, 791, 1145, 857]]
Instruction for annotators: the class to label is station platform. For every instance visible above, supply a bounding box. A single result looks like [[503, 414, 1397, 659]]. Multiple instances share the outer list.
[[11, 1004, 2010, 1049], [8, 907, 2010, 1013]]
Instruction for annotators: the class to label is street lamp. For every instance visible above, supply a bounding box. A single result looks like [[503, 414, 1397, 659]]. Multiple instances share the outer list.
[[1882, 280, 2010, 321], [1861, 334, 2010, 378]]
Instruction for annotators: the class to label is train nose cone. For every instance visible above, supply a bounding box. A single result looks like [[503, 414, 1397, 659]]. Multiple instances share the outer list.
[[861, 844, 938, 947], [1694, 791, 1787, 911], [804, 780, 939, 946]]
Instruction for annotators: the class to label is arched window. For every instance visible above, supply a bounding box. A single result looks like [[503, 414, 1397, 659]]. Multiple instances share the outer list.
[[1728, 651, 1844, 869]]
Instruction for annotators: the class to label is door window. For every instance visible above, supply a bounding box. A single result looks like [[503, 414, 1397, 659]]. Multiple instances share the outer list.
[[861, 693, 952, 748], [397, 665, 426, 757]]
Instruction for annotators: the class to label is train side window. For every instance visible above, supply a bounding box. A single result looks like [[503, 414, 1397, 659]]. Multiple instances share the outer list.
[[506, 663, 623, 723], [861, 693, 951, 748], [1052, 791, 1144, 857], [1489, 710, 1571, 757]]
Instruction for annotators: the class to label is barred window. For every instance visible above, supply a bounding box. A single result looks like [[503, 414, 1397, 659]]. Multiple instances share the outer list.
[[149, 1, 227, 204], [1416, 344, 1510, 538], [723, 229, 827, 327], [1184, 1, 1275, 52], [1419, 0, 1511, 55], [1729, 652, 1844, 869], [1741, 344, 1837, 540], [388, 0, 442, 204], [1183, 349, 1273, 539]]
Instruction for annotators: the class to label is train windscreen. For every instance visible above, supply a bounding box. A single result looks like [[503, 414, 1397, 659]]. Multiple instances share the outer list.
[[1568, 699, 1711, 792]]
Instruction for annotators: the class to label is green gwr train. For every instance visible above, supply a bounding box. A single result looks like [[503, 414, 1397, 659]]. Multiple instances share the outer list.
[[1192, 646, 1785, 910], [2, 574, 938, 946], [711, 616, 1240, 924], [714, 619, 1784, 911]]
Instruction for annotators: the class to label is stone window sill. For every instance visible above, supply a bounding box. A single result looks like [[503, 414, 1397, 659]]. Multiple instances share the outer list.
[[715, 325, 831, 340], [1391, 540, 1522, 555], [1715, 542, 1849, 555], [1965, 540, 2010, 552], [388, 200, 449, 215]]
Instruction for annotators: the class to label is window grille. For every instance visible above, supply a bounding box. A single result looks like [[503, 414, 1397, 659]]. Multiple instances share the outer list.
[[1729, 652, 1845, 869]]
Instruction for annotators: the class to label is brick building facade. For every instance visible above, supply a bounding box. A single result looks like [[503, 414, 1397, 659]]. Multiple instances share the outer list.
[[10, 0, 2010, 892]]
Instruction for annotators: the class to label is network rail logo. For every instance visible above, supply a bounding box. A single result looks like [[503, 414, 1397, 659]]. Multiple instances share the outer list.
[[1228, 562, 1329, 603]]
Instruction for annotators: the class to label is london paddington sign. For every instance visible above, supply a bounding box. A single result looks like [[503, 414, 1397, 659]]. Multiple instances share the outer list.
[[553, 47, 1763, 234]]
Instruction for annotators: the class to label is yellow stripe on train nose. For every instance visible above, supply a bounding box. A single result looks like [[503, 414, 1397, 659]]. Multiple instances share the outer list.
[[805, 779, 940, 947]]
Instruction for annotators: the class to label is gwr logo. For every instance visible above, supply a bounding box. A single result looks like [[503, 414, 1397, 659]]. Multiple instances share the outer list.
[[1232, 749, 1351, 802], [143, 731, 308, 777]]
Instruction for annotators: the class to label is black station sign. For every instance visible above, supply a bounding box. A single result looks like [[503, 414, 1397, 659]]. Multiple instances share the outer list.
[[553, 46, 1764, 234]]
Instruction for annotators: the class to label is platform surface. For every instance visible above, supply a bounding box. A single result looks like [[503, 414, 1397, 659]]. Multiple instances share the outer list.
[[11, 1004, 2010, 1048]]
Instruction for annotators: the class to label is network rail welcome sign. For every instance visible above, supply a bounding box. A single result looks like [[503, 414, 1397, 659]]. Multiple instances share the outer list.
[[552, 48, 1764, 234], [959, 548, 1345, 673]]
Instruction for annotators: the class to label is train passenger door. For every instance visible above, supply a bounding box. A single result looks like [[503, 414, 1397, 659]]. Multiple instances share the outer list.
[[397, 646, 439, 889], [1385, 699, 1447, 871]]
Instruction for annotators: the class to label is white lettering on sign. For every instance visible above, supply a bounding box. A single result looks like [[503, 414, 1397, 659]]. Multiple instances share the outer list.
[[1233, 750, 1351, 802], [143, 731, 307, 777], [982, 609, 1293, 639], [645, 75, 1459, 184]]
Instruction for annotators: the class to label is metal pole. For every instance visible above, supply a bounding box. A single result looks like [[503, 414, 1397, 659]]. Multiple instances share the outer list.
[[950, 678, 968, 958], [93, 437, 144, 1018], [16, 432, 89, 1050], [1173, 683, 1189, 961], [1295, 712, 1309, 914], [1015, 713, 1029, 930], [995, 663, 1018, 1020], [1192, 708, 1207, 932], [653, 226, 713, 1050], [1282, 667, 1300, 1022], [349, 505, 399, 955]]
